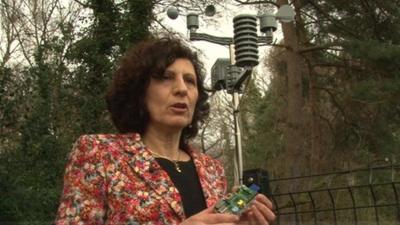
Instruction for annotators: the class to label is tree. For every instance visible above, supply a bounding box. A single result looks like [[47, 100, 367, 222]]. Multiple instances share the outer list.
[[0, 0, 156, 222], [231, 1, 399, 223]]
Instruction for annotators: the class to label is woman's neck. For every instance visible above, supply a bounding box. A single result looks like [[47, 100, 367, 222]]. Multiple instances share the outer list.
[[142, 125, 181, 158]]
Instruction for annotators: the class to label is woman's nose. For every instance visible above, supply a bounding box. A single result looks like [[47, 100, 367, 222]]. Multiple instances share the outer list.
[[173, 76, 188, 95]]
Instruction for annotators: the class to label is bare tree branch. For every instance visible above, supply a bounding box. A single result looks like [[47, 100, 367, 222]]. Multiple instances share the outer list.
[[306, 0, 361, 39], [73, 0, 89, 8], [233, 0, 278, 7], [151, 17, 177, 34], [40, 0, 58, 45], [3, 0, 33, 66], [298, 42, 343, 54], [311, 62, 364, 72]]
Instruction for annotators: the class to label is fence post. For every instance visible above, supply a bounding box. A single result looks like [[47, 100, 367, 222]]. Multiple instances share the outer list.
[[289, 193, 299, 225], [347, 186, 358, 225], [369, 184, 380, 225], [327, 189, 337, 225], [271, 195, 280, 225], [392, 182, 400, 225], [307, 191, 317, 225]]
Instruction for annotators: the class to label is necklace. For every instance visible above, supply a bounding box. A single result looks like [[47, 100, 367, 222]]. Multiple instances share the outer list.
[[149, 150, 182, 173]]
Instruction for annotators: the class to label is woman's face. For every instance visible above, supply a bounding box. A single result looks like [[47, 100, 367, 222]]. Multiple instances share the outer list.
[[145, 58, 199, 131]]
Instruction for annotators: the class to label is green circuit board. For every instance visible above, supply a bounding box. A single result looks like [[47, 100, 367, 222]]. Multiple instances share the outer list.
[[214, 184, 259, 215]]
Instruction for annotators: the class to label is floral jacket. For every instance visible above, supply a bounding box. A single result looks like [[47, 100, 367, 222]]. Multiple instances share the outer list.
[[55, 133, 227, 225]]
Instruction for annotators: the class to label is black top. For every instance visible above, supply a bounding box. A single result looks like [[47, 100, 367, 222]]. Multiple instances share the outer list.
[[155, 157, 207, 218]]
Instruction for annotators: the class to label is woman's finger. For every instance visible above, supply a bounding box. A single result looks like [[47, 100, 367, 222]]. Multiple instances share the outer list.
[[248, 211, 256, 225], [239, 209, 256, 225], [202, 213, 240, 224], [217, 223, 240, 225], [255, 194, 273, 210], [251, 205, 269, 225], [253, 200, 276, 222], [231, 185, 239, 192], [190, 204, 240, 224]]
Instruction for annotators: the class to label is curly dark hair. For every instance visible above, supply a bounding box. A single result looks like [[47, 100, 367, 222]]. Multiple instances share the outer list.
[[106, 37, 209, 148]]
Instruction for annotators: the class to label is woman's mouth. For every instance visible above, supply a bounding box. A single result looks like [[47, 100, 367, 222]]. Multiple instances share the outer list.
[[170, 103, 188, 112]]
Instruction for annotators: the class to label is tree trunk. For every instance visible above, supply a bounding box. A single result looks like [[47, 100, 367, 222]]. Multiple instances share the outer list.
[[309, 66, 322, 171], [277, 0, 307, 184]]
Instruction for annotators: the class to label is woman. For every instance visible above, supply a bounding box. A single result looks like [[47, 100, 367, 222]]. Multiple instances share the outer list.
[[55, 37, 275, 225]]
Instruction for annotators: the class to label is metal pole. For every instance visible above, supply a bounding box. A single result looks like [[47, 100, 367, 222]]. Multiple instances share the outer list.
[[229, 44, 243, 186], [233, 92, 243, 185]]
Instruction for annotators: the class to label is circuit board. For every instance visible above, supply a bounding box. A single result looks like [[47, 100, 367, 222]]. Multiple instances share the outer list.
[[214, 184, 260, 215]]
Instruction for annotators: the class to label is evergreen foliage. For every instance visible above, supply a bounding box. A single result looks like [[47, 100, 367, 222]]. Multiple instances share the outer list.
[[240, 0, 400, 177], [234, 2, 400, 222]]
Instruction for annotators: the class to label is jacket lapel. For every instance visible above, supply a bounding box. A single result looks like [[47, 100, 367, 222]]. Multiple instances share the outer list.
[[122, 134, 185, 220], [188, 147, 222, 208]]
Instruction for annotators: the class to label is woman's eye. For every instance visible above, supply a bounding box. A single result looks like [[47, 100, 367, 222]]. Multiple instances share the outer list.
[[161, 72, 174, 80], [185, 77, 196, 85]]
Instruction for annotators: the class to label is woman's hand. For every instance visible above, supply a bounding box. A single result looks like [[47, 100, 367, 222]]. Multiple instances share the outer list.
[[180, 205, 240, 225], [240, 194, 276, 225]]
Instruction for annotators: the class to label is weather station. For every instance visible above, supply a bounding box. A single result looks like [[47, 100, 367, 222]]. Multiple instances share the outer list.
[[166, 4, 295, 187]]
